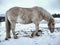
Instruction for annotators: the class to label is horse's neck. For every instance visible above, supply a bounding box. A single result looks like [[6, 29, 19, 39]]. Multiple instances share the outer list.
[[43, 13, 53, 23], [35, 6, 53, 22]]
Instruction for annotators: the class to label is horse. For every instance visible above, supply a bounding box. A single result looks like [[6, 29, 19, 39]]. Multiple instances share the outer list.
[[5, 6, 55, 40]]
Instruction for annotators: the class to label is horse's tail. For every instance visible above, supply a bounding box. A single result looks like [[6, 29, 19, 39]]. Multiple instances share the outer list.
[[5, 13, 11, 40], [5, 15, 11, 31]]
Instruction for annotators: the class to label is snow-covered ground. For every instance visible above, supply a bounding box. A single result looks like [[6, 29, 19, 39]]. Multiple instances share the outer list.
[[0, 18, 60, 45]]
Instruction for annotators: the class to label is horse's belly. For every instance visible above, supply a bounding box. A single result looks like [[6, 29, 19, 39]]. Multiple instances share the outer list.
[[16, 19, 32, 24], [16, 16, 31, 24], [16, 17, 25, 24]]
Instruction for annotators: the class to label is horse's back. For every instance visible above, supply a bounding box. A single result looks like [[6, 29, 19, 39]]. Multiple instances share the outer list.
[[6, 6, 53, 23]]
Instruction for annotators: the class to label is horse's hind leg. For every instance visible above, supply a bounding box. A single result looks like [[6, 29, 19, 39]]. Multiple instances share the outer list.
[[11, 22, 18, 39], [5, 18, 11, 40]]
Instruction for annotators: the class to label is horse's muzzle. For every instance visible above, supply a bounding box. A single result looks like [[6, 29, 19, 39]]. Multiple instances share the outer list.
[[50, 28, 54, 33]]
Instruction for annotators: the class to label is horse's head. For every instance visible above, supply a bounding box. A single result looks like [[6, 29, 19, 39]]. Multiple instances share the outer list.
[[48, 18, 55, 33]]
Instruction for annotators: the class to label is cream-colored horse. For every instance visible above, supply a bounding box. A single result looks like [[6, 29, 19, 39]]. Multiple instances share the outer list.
[[5, 6, 55, 40]]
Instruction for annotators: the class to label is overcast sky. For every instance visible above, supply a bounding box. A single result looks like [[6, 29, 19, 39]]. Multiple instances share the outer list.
[[0, 0, 60, 14]]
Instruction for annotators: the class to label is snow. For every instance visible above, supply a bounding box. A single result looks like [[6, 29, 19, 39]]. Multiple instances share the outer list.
[[0, 14, 5, 17], [0, 18, 60, 45]]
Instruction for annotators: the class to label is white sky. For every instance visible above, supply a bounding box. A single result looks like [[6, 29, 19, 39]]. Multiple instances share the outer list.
[[0, 0, 60, 14]]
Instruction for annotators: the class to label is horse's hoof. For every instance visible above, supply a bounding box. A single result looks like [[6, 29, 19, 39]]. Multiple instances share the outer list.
[[36, 30, 42, 36], [31, 34, 33, 38], [5, 38, 8, 40], [31, 32, 34, 37], [38, 30, 42, 32], [36, 33, 40, 36], [14, 36, 18, 39], [30, 36, 33, 38], [8, 36, 11, 38]]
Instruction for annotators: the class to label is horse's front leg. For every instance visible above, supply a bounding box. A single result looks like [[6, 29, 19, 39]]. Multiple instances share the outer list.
[[11, 22, 18, 39], [31, 21, 39, 37]]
